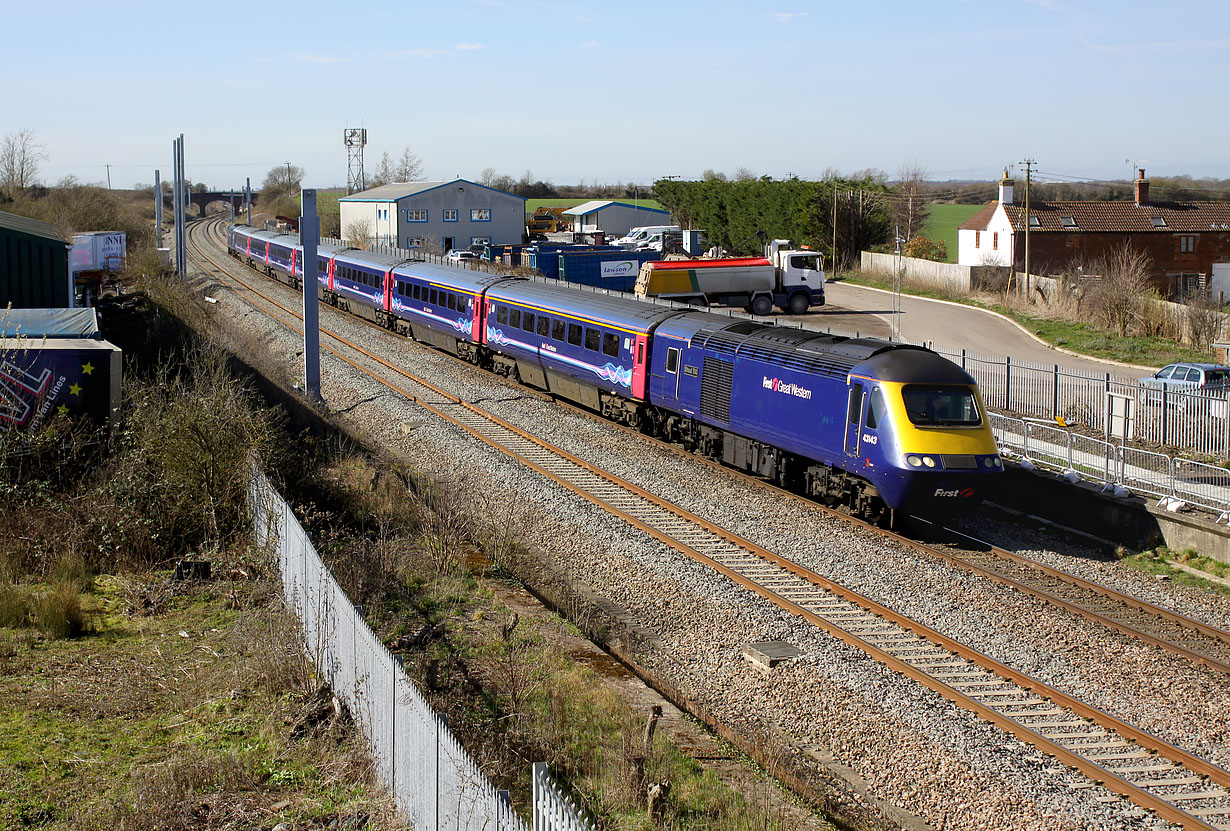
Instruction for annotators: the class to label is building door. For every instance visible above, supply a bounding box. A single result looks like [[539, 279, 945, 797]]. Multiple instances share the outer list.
[[443, 237, 455, 254]]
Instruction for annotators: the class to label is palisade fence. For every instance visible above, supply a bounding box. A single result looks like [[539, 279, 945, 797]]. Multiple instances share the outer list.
[[248, 468, 597, 831]]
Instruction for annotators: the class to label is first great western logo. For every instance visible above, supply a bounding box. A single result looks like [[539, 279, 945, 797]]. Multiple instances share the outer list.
[[762, 376, 813, 400]]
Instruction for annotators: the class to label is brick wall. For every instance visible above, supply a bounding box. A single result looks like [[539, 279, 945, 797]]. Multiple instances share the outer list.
[[1017, 231, 1230, 296]]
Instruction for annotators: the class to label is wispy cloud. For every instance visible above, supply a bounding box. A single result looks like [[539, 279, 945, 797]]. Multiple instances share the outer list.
[[295, 53, 342, 64], [1080, 36, 1230, 55], [580, 40, 600, 48], [454, 42, 485, 51], [772, 11, 808, 21]]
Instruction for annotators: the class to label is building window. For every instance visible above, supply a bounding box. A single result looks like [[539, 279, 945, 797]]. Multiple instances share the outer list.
[[443, 209, 458, 222], [405, 237, 426, 249], [471, 236, 491, 246], [992, 232, 998, 251], [1179, 235, 1196, 253], [406, 209, 427, 222], [975, 231, 980, 249], [471, 208, 491, 222]]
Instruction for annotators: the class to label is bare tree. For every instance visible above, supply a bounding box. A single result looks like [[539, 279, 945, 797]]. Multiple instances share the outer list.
[[368, 152, 395, 188], [344, 217, 372, 249], [1087, 245, 1156, 336], [479, 167, 497, 187], [261, 164, 304, 199], [733, 166, 756, 182], [395, 146, 423, 182], [1, 129, 47, 196], [892, 162, 930, 242], [701, 169, 727, 182]]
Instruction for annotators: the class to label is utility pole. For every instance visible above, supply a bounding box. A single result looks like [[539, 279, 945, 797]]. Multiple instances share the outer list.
[[1021, 159, 1035, 299], [892, 225, 904, 342], [154, 169, 163, 249]]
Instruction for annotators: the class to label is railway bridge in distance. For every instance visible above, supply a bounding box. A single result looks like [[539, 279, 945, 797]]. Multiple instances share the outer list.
[[183, 190, 261, 218]]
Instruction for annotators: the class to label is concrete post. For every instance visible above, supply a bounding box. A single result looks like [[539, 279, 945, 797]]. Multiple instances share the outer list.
[[301, 189, 322, 402]]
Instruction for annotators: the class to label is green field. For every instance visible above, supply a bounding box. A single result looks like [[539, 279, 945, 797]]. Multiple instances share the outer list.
[[919, 203, 982, 263], [524, 196, 664, 217]]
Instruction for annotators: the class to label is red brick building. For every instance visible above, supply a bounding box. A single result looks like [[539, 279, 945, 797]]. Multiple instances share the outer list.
[[958, 171, 1230, 299]]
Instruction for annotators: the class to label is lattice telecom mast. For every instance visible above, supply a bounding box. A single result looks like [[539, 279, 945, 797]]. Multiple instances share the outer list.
[[344, 128, 367, 194]]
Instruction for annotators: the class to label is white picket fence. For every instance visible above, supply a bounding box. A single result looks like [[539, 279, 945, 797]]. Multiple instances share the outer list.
[[249, 468, 597, 831]]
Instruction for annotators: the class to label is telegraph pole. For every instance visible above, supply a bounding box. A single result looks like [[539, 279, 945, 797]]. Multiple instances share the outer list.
[[1021, 158, 1035, 299]]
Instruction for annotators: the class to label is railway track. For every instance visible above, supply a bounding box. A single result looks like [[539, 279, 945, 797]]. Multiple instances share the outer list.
[[188, 216, 1230, 828]]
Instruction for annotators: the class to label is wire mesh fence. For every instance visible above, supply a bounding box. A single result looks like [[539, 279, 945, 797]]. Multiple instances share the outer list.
[[250, 468, 594, 831]]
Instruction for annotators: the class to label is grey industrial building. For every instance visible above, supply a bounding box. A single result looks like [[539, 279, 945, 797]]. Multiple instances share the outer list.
[[339, 179, 525, 254], [0, 210, 71, 308], [562, 200, 672, 237]]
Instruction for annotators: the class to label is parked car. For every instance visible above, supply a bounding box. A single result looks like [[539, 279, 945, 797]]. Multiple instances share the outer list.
[[1139, 362, 1230, 405], [445, 250, 479, 264]]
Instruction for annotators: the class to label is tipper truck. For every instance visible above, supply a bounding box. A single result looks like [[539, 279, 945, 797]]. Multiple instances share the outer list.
[[633, 239, 824, 315]]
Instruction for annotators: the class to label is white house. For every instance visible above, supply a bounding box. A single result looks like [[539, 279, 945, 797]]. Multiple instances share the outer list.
[[562, 200, 672, 237], [957, 172, 1017, 267], [339, 179, 525, 253]]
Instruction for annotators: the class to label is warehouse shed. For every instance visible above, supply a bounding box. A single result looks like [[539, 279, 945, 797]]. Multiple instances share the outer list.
[[0, 210, 71, 308], [339, 178, 525, 254], [563, 200, 672, 237]]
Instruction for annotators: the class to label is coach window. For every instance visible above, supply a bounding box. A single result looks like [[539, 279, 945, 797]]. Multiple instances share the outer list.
[[522, 312, 535, 332], [428, 288, 437, 305], [446, 294, 455, 311], [510, 308, 521, 328], [666, 347, 680, 374], [585, 328, 600, 352], [567, 323, 583, 346], [412, 284, 421, 300], [602, 332, 619, 357], [496, 306, 508, 324], [537, 316, 550, 337], [552, 319, 565, 341]]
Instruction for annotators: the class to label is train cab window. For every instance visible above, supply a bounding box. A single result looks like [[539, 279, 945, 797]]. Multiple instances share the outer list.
[[496, 306, 508, 324], [602, 332, 619, 357], [584, 328, 600, 352], [552, 319, 565, 341], [866, 389, 885, 429], [510, 309, 521, 328], [666, 347, 680, 373], [902, 385, 981, 427], [567, 323, 583, 346], [537, 316, 550, 337], [522, 312, 535, 332]]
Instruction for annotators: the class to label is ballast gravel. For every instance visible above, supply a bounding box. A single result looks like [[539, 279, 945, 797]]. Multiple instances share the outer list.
[[197, 246, 1230, 831]]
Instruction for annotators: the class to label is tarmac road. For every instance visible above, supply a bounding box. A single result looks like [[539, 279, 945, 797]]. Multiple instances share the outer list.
[[777, 280, 1156, 376]]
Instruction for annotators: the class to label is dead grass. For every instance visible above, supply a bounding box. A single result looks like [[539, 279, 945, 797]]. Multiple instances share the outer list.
[[0, 574, 397, 831]]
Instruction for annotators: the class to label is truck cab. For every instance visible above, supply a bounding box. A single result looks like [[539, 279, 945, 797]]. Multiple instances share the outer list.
[[767, 239, 825, 315]]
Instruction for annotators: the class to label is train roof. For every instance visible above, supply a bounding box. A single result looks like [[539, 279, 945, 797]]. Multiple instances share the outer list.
[[660, 314, 974, 383], [488, 278, 686, 332], [334, 249, 410, 270], [390, 260, 514, 293]]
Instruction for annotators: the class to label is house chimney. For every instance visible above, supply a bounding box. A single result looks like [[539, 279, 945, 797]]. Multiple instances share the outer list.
[[998, 169, 1014, 205], [1134, 168, 1149, 206]]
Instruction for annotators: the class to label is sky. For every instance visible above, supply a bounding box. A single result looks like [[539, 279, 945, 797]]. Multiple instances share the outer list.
[[5, 0, 1230, 192]]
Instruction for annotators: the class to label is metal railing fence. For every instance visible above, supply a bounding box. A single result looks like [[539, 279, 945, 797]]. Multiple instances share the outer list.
[[989, 414, 1230, 515], [938, 346, 1230, 459], [249, 469, 595, 831]]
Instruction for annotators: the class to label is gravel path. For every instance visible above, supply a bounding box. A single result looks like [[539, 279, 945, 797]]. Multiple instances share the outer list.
[[194, 232, 1230, 830]]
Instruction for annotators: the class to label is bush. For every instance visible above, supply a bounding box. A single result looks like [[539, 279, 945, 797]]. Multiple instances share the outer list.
[[903, 235, 947, 262]]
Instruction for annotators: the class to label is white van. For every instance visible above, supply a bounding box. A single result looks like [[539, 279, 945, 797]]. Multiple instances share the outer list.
[[613, 225, 679, 250]]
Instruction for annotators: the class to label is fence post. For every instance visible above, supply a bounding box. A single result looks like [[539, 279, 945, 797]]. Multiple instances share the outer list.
[[1053, 364, 1060, 420], [532, 762, 544, 831], [1005, 355, 1012, 410], [1162, 385, 1169, 447], [961, 348, 967, 371]]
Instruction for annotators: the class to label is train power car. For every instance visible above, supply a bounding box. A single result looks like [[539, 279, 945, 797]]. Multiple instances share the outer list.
[[644, 314, 1002, 520]]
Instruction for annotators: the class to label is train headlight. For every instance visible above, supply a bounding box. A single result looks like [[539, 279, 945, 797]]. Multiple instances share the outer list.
[[906, 455, 922, 467], [922, 456, 936, 468]]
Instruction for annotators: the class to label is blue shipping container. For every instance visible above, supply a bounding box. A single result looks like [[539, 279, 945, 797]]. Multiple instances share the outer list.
[[524, 245, 623, 280], [559, 250, 660, 292]]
